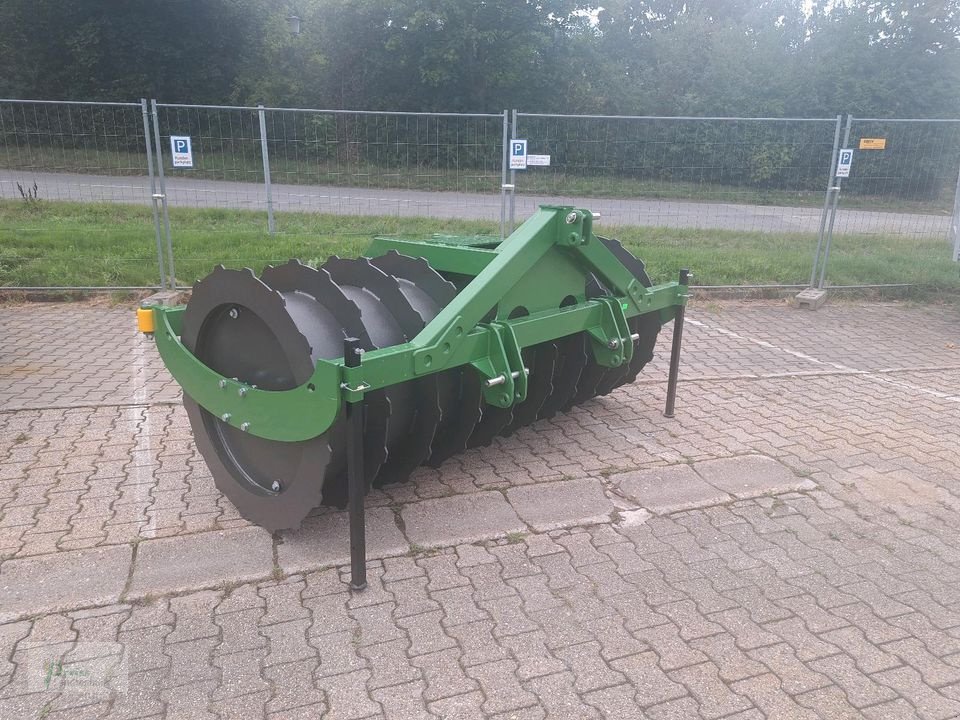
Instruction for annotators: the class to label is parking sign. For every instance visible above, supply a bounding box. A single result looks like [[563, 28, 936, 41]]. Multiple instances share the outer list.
[[835, 148, 853, 178], [509, 139, 527, 170], [170, 136, 193, 168]]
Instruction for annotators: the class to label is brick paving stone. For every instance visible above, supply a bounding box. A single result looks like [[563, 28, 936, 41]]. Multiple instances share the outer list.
[[0, 544, 132, 621], [610, 463, 731, 515], [506, 478, 613, 531], [610, 650, 688, 707], [318, 669, 381, 720], [428, 690, 486, 720], [410, 648, 478, 701], [694, 455, 817, 498], [669, 662, 753, 719], [128, 527, 273, 597], [371, 679, 433, 720], [524, 671, 602, 719], [401, 492, 526, 548], [466, 658, 538, 715], [807, 654, 897, 708]]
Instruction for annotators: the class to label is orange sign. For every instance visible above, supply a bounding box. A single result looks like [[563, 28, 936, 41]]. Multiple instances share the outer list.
[[859, 138, 887, 150]]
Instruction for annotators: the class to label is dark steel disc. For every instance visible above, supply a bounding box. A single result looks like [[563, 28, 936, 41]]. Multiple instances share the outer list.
[[504, 343, 557, 434], [595, 236, 656, 390], [586, 236, 655, 397], [370, 252, 478, 469], [539, 334, 588, 420], [259, 260, 388, 507], [597, 235, 652, 287], [620, 312, 662, 385], [325, 256, 440, 488], [180, 267, 329, 531], [467, 399, 513, 449]]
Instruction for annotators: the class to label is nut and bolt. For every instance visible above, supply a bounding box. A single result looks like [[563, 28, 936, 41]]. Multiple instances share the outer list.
[[240, 422, 250, 432], [238, 387, 247, 398], [271, 480, 281, 492], [218, 379, 227, 389], [221, 413, 232, 422], [564, 211, 579, 224], [228, 307, 239, 319], [607, 339, 620, 350]]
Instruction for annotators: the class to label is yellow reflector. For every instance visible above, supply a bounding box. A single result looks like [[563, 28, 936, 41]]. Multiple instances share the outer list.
[[137, 307, 156, 334]]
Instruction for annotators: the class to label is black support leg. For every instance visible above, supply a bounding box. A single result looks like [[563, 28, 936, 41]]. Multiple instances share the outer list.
[[344, 337, 367, 592], [663, 269, 690, 419]]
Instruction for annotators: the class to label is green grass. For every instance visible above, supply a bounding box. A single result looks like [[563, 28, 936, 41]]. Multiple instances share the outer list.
[[1, 199, 958, 296]]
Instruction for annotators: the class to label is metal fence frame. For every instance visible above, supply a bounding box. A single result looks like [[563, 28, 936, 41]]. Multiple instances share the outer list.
[[2, 98, 960, 292], [0, 97, 170, 290], [512, 112, 846, 289]]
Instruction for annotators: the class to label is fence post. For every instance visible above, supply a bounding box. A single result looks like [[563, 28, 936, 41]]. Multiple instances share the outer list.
[[141, 99, 167, 290], [952, 161, 960, 262], [500, 110, 509, 240], [809, 115, 843, 287], [258, 104, 276, 235], [509, 110, 518, 232], [150, 100, 176, 289], [818, 115, 853, 289]]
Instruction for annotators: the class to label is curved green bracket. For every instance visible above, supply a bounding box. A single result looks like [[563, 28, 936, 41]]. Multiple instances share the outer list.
[[152, 308, 341, 441]]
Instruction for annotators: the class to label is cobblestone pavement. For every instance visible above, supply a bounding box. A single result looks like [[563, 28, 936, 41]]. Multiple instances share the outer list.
[[2, 300, 960, 719]]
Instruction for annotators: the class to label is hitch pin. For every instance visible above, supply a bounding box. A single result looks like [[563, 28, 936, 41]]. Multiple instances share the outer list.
[[484, 368, 529, 388]]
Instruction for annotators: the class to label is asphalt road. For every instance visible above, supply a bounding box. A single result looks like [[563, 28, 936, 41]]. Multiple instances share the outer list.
[[1, 169, 950, 237]]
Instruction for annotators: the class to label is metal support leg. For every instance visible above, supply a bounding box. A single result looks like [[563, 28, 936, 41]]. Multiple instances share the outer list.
[[344, 337, 367, 591], [663, 269, 689, 419]]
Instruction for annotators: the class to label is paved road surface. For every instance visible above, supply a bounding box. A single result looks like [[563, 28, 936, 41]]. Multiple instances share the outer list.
[[3, 300, 960, 718], [1, 169, 950, 237]]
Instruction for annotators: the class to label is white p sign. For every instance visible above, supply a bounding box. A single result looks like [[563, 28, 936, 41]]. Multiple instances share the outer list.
[[170, 136, 193, 168], [835, 148, 853, 178], [509, 139, 527, 170]]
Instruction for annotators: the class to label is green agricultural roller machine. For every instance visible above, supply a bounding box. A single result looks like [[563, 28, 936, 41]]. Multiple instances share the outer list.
[[139, 206, 689, 589]]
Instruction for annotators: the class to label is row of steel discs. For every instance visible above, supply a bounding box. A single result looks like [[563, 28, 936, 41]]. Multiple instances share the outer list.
[[180, 239, 660, 530]]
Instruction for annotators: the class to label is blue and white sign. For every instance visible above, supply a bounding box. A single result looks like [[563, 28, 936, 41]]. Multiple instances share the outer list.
[[509, 139, 527, 170], [835, 148, 853, 178], [170, 136, 193, 168]]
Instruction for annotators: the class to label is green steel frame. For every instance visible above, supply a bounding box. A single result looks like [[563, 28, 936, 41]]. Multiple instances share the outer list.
[[146, 206, 688, 442]]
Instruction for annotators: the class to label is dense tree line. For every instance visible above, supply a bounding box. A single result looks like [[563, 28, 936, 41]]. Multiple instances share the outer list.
[[1, 1, 957, 118]]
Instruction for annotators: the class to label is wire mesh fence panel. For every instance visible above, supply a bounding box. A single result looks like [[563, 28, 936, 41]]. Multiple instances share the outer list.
[[0, 100, 150, 204], [261, 108, 504, 223], [150, 104, 506, 286], [837, 118, 960, 238], [512, 114, 840, 233], [153, 103, 268, 212], [0, 99, 165, 289], [509, 114, 843, 286]]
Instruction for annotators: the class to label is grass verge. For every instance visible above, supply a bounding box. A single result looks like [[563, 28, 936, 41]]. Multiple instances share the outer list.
[[1, 200, 958, 296]]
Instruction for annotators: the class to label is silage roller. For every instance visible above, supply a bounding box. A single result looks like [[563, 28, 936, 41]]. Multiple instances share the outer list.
[[139, 206, 689, 589]]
